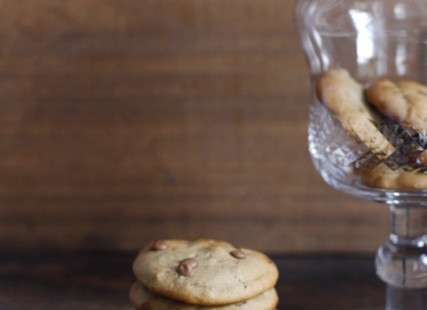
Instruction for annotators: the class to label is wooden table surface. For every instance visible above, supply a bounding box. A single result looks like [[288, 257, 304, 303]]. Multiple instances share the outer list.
[[0, 251, 389, 310]]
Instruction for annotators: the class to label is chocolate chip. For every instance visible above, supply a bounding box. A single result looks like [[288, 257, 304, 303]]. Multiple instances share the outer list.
[[177, 258, 198, 276], [152, 240, 167, 251], [230, 249, 246, 259], [141, 301, 151, 309]]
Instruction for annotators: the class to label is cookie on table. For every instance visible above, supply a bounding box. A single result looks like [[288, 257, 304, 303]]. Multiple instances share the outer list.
[[132, 239, 279, 306], [129, 282, 279, 310], [366, 78, 427, 136], [360, 164, 427, 190], [316, 68, 395, 158]]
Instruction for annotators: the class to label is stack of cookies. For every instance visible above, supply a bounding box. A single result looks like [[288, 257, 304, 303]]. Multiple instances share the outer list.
[[130, 239, 279, 309]]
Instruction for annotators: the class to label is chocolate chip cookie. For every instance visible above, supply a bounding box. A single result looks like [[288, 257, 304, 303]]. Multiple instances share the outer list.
[[132, 239, 279, 306], [366, 78, 427, 136], [316, 68, 395, 158], [129, 282, 279, 310], [360, 163, 427, 190]]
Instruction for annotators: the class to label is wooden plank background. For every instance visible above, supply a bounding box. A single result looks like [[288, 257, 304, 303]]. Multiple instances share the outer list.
[[0, 0, 388, 253]]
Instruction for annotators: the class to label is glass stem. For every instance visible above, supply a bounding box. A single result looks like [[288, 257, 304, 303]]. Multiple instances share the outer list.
[[377, 204, 427, 288], [375, 204, 427, 288], [389, 204, 427, 250]]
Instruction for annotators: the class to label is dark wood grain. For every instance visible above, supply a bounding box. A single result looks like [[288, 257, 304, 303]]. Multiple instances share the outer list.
[[0, 251, 385, 310], [0, 0, 388, 253]]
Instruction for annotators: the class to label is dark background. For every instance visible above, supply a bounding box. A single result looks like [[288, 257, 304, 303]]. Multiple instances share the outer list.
[[0, 0, 388, 254]]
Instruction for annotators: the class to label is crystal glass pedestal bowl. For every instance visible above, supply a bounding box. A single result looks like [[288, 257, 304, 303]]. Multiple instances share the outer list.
[[296, 0, 427, 288]]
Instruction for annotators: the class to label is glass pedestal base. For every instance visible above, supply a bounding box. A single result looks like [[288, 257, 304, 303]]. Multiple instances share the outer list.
[[386, 285, 427, 310]]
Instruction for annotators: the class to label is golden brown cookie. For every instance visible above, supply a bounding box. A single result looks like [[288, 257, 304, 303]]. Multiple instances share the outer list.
[[132, 239, 279, 306], [129, 282, 279, 310], [366, 78, 427, 136], [360, 164, 427, 190], [316, 68, 395, 158]]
